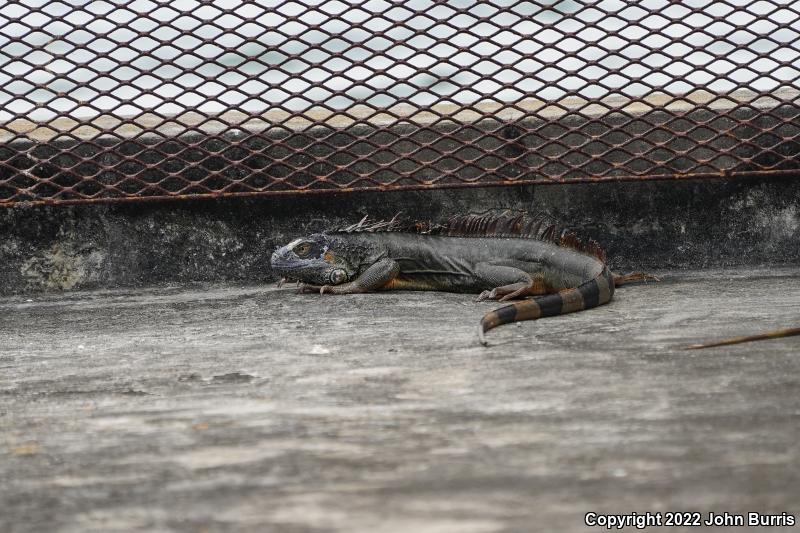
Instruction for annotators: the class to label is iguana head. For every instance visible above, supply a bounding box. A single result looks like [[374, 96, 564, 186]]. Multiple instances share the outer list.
[[271, 233, 358, 286]]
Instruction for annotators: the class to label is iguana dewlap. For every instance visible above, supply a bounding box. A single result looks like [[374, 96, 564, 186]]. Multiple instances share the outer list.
[[271, 215, 651, 345]]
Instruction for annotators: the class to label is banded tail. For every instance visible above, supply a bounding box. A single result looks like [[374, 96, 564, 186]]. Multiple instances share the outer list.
[[478, 268, 615, 346]]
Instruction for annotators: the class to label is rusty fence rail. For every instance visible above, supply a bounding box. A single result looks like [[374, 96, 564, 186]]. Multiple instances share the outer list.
[[0, 0, 799, 206]]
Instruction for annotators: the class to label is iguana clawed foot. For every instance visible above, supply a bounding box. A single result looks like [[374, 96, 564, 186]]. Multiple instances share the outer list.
[[613, 271, 661, 285], [476, 288, 513, 302], [297, 283, 331, 294], [475, 289, 497, 302], [475, 282, 539, 302]]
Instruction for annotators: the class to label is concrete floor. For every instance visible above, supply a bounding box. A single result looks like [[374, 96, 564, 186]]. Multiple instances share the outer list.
[[1, 268, 799, 532]]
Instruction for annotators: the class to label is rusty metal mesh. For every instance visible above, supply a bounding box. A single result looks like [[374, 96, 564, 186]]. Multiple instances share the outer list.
[[1, 0, 799, 206]]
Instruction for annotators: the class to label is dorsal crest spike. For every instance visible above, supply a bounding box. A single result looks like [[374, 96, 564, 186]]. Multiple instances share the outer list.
[[331, 213, 606, 263]]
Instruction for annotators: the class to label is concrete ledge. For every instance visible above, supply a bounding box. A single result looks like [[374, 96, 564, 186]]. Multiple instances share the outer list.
[[2, 268, 799, 532]]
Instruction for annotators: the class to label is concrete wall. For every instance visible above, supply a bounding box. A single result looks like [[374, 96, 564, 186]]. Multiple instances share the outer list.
[[1, 175, 798, 295]]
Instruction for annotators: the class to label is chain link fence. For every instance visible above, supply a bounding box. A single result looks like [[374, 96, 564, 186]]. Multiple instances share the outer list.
[[1, 0, 799, 206]]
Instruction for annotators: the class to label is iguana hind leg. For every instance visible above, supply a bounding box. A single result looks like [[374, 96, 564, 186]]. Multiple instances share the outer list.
[[476, 279, 549, 302], [473, 263, 548, 302]]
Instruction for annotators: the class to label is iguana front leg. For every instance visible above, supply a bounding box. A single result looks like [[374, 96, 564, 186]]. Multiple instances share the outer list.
[[299, 258, 400, 295]]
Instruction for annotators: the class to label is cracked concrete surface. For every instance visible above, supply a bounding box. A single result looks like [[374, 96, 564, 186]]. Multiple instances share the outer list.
[[1, 268, 799, 532]]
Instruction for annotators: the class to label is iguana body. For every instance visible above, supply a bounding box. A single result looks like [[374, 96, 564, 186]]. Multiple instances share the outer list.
[[271, 215, 651, 344]]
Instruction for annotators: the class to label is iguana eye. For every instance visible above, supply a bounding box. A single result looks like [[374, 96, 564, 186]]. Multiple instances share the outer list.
[[294, 242, 312, 257], [327, 269, 347, 285]]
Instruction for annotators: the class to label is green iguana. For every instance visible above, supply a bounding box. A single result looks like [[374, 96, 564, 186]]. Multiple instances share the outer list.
[[271, 214, 656, 345]]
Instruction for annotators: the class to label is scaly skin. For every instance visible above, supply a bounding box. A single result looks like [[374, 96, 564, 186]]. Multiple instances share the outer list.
[[271, 218, 656, 345]]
